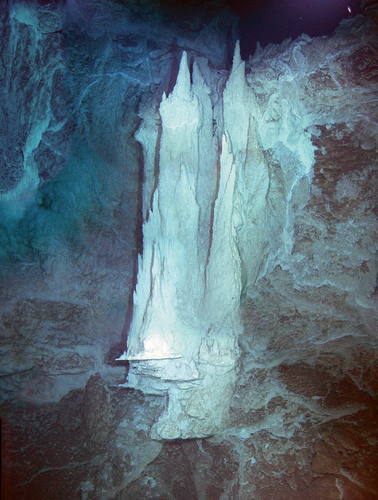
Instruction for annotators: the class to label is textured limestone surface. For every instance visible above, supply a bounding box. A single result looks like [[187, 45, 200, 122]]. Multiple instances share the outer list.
[[0, 0, 236, 405], [118, 51, 243, 440], [1, 1, 377, 499], [0, 0, 72, 216]]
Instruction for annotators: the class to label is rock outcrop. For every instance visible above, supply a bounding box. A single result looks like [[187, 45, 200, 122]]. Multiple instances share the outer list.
[[1, 0, 377, 498]]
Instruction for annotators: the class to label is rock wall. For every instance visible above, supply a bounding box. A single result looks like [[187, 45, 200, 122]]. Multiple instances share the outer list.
[[0, 0, 236, 404], [1, 0, 377, 498], [225, 11, 378, 499]]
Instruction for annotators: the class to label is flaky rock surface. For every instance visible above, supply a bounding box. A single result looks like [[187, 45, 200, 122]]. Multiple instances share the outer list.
[[1, 1, 377, 498]]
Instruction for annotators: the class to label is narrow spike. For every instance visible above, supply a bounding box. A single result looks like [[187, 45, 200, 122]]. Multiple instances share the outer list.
[[232, 40, 242, 70], [175, 50, 191, 96]]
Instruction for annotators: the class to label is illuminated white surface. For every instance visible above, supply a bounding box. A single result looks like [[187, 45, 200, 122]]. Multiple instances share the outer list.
[[121, 354, 182, 361], [119, 46, 251, 439]]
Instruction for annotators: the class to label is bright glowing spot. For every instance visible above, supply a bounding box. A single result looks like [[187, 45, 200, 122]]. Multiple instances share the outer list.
[[144, 335, 170, 356], [347, 6, 352, 14]]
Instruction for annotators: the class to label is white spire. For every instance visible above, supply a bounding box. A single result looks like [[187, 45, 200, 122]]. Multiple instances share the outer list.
[[231, 40, 242, 72], [174, 50, 191, 97]]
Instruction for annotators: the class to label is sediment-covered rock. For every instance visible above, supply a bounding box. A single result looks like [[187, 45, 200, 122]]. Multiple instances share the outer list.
[[1, 1, 377, 498]]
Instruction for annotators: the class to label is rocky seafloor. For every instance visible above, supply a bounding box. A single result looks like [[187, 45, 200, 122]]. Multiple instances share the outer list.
[[1, 1, 377, 498]]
